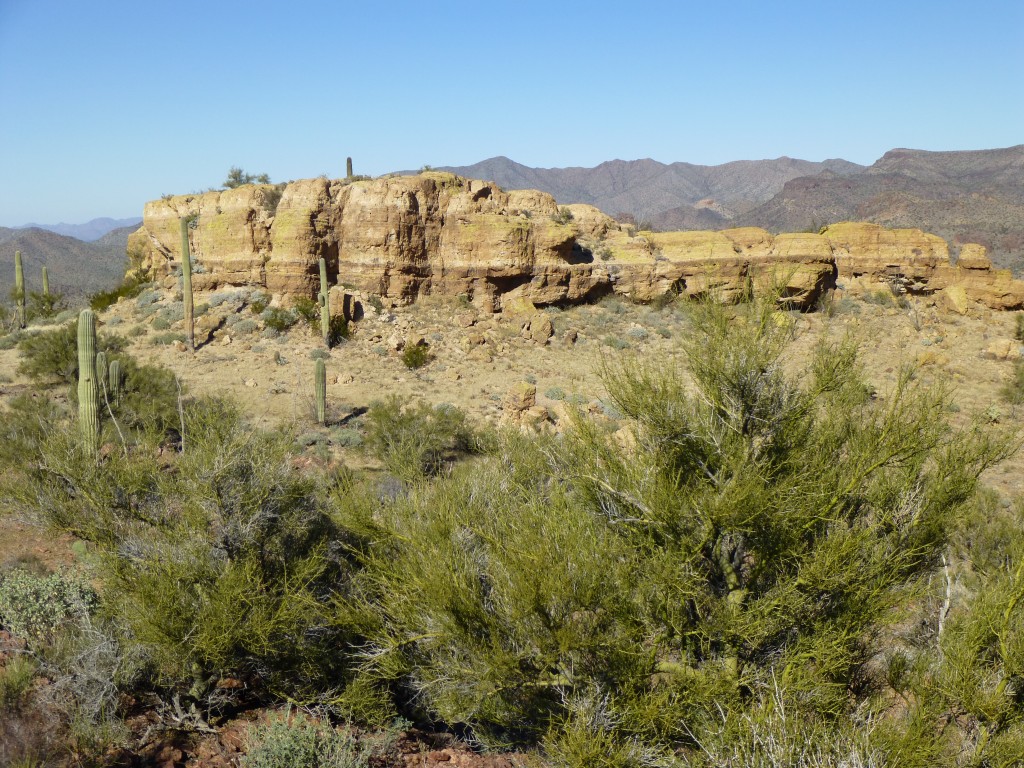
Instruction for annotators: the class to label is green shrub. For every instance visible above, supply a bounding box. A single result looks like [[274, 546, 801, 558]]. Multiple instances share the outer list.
[[328, 315, 349, 346], [602, 335, 630, 350], [551, 207, 574, 225], [400, 342, 430, 369], [249, 292, 270, 314], [16, 324, 125, 385], [89, 279, 147, 312], [1003, 360, 1024, 405], [350, 295, 1012, 751], [150, 317, 170, 331], [0, 569, 97, 643], [150, 331, 186, 346], [6, 399, 355, 702], [1016, 313, 1024, 342], [262, 307, 298, 332], [365, 396, 475, 479], [293, 296, 320, 329], [243, 707, 394, 768], [0, 655, 37, 710]]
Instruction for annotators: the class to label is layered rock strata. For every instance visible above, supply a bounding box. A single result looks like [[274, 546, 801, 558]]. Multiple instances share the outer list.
[[127, 173, 1024, 312]]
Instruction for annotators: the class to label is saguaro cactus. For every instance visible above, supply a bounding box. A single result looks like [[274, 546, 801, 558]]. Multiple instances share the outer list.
[[41, 266, 49, 298], [14, 250, 25, 328], [109, 359, 122, 405], [179, 216, 195, 350], [318, 257, 331, 346], [95, 351, 107, 395], [315, 358, 326, 424], [346, 157, 353, 179], [77, 310, 99, 455]]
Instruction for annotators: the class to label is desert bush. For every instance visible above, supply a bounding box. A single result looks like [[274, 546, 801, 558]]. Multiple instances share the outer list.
[[5, 398, 356, 703], [150, 331, 187, 345], [243, 707, 384, 768], [0, 570, 97, 644], [27, 290, 64, 321], [551, 207, 575, 225], [16, 323, 125, 385], [400, 342, 430, 369], [0, 656, 37, 710], [89, 278, 147, 312], [262, 306, 299, 332], [150, 316, 170, 330], [364, 397, 475, 479], [250, 292, 271, 314], [347, 295, 1013, 753], [293, 296, 320, 328], [1003, 360, 1024, 405]]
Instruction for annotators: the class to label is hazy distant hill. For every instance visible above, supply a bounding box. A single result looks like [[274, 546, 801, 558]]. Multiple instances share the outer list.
[[440, 156, 864, 222], [0, 226, 130, 300], [441, 147, 1024, 270], [728, 146, 1024, 267], [12, 217, 142, 242]]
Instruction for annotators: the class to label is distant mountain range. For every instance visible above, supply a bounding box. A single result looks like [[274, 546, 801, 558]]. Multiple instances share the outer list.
[[0, 226, 134, 300], [440, 146, 1024, 270], [10, 217, 141, 242]]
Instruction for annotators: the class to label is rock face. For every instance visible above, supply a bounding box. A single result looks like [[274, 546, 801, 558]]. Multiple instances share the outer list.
[[128, 173, 1024, 312]]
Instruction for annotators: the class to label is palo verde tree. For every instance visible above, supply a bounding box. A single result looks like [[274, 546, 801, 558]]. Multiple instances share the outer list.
[[223, 166, 271, 189], [348, 294, 1015, 759]]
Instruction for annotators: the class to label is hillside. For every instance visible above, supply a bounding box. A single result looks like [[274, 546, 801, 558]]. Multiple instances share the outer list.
[[439, 155, 864, 222], [10, 216, 142, 241], [0, 226, 131, 300], [440, 147, 1024, 271]]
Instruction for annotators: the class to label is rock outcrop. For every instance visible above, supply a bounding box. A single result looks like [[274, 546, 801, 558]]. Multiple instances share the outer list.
[[128, 173, 1024, 313]]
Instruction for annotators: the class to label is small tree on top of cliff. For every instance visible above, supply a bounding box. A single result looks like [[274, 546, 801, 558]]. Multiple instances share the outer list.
[[223, 166, 271, 189]]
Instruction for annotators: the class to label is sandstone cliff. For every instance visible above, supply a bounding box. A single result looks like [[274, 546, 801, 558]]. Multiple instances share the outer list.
[[127, 173, 1024, 312]]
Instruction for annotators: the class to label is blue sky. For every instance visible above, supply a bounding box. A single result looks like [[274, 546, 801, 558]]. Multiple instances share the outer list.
[[0, 0, 1021, 225]]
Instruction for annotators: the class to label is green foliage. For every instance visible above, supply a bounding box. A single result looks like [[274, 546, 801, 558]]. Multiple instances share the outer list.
[[5, 399, 355, 701], [1016, 313, 1024, 343], [364, 396, 476, 479], [224, 166, 271, 189], [262, 306, 299, 332], [1003, 360, 1024, 405], [348, 296, 1013, 752], [16, 323, 125, 386], [89, 278, 147, 312], [26, 290, 64, 321], [294, 296, 320, 327], [0, 655, 37, 710], [0, 569, 97, 644], [552, 207, 575, 225], [400, 342, 430, 369], [243, 708, 389, 768]]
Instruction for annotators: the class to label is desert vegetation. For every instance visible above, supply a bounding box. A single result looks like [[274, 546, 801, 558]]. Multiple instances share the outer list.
[[0, 286, 1023, 767]]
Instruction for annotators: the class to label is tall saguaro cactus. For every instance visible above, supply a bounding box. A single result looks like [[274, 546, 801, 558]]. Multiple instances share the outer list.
[[318, 257, 331, 346], [77, 310, 99, 455], [346, 157, 353, 179], [41, 266, 49, 298], [14, 250, 25, 328], [179, 216, 195, 351], [315, 358, 326, 425]]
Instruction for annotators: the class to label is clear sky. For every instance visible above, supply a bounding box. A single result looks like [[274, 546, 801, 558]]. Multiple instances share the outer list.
[[0, 0, 1021, 225]]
